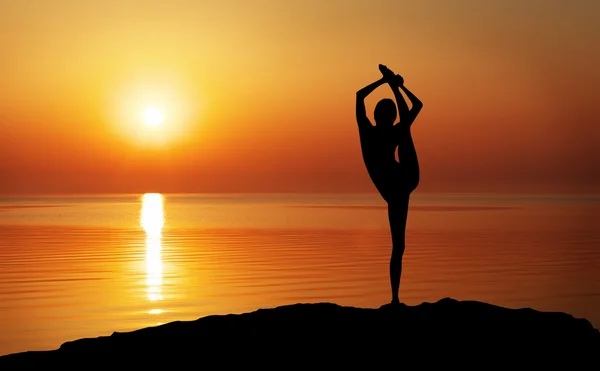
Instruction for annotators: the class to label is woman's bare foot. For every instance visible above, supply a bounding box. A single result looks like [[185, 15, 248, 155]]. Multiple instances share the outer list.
[[379, 298, 403, 310]]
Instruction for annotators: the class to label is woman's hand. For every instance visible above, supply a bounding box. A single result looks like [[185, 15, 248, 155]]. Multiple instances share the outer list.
[[395, 74, 404, 86], [378, 64, 396, 81]]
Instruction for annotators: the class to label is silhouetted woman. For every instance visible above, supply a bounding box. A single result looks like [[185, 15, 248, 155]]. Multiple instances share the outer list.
[[355, 64, 423, 305]]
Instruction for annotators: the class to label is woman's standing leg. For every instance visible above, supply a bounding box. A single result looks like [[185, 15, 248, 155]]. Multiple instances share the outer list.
[[388, 194, 409, 304], [386, 130, 420, 304]]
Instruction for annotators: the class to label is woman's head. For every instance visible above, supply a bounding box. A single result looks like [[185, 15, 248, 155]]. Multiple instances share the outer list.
[[374, 98, 397, 127]]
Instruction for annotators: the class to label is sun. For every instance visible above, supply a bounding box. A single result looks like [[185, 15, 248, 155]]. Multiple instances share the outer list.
[[109, 80, 203, 146], [142, 107, 164, 127]]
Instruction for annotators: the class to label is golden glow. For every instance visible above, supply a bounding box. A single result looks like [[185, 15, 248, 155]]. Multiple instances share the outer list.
[[145, 237, 163, 302], [140, 193, 164, 309], [142, 107, 164, 127], [141, 193, 165, 238], [108, 78, 203, 147]]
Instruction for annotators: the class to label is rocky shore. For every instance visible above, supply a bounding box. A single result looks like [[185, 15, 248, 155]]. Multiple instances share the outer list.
[[1, 298, 598, 368]]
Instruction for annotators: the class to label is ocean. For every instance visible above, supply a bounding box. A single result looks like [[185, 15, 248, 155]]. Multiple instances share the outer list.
[[0, 193, 598, 355]]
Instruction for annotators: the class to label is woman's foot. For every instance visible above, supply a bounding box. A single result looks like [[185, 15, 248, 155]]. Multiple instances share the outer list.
[[379, 298, 402, 310]]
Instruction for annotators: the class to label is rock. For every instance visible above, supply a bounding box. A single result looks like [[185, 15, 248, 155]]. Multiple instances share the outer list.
[[1, 298, 598, 368]]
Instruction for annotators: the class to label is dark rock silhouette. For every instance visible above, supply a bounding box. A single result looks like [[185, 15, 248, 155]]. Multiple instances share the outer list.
[[1, 298, 598, 368]]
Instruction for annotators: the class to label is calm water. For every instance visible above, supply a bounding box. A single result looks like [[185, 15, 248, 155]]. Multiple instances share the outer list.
[[0, 193, 599, 355]]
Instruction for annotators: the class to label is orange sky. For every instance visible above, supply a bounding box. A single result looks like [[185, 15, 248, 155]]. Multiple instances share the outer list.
[[1, 1, 599, 194]]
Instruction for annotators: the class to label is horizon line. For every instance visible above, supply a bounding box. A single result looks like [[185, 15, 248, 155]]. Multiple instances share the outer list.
[[1, 191, 599, 197]]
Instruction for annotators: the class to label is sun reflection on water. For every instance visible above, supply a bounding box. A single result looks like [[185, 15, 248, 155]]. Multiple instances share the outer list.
[[140, 193, 165, 313]]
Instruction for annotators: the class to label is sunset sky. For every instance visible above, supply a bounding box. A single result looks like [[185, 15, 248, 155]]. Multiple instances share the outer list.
[[1, 0, 598, 194]]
